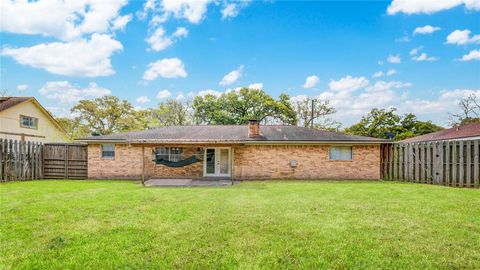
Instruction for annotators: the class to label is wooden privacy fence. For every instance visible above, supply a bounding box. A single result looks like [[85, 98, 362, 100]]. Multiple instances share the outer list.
[[381, 139, 479, 187], [0, 139, 43, 182], [44, 143, 88, 179]]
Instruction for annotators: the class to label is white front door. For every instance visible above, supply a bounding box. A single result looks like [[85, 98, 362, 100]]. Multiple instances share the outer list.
[[204, 147, 231, 177]]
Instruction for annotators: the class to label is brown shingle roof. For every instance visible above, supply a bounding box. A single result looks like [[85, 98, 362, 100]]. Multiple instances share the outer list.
[[401, 122, 480, 143], [0, 97, 31, 112], [77, 125, 388, 143]]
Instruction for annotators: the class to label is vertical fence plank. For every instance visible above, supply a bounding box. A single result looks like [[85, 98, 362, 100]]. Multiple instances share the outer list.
[[474, 140, 479, 188], [420, 143, 425, 183], [437, 142, 444, 185], [408, 143, 414, 181], [452, 141, 457, 187], [432, 142, 438, 185], [466, 140, 472, 187], [388, 144, 393, 180], [398, 144, 405, 181], [426, 142, 431, 184], [459, 141, 464, 187], [445, 141, 450, 186], [414, 143, 419, 182]]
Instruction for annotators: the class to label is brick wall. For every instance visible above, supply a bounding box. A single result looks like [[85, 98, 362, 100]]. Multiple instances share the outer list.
[[88, 144, 381, 180], [88, 144, 143, 179], [144, 146, 203, 179], [233, 145, 381, 180]]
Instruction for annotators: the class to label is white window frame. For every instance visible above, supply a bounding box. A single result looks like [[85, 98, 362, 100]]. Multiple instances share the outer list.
[[101, 144, 115, 159], [155, 147, 184, 162], [20, 115, 38, 129], [329, 146, 353, 161]]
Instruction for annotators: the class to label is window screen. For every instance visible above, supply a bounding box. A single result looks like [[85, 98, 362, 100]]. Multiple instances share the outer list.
[[329, 146, 352, 160], [101, 144, 115, 158], [155, 147, 183, 162]]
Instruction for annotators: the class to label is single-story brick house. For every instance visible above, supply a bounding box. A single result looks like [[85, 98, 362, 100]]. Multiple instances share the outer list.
[[77, 121, 388, 181]]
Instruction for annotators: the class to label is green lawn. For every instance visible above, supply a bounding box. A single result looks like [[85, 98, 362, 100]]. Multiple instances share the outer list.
[[1, 180, 479, 269]]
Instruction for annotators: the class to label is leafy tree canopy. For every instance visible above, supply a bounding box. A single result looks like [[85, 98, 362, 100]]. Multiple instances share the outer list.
[[345, 108, 443, 140], [192, 88, 297, 125], [71, 96, 141, 135]]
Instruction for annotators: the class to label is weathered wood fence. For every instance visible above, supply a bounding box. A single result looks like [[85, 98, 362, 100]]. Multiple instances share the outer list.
[[1, 140, 88, 182], [44, 143, 88, 179], [381, 139, 480, 187], [0, 139, 43, 181]]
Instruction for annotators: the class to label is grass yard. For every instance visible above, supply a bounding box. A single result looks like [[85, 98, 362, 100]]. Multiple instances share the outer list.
[[1, 180, 479, 269]]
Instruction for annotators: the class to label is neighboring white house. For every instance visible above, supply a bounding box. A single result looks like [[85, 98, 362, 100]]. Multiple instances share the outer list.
[[0, 97, 69, 142]]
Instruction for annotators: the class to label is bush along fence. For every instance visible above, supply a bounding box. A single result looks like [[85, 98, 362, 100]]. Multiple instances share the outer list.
[[0, 139, 43, 182], [381, 139, 480, 188]]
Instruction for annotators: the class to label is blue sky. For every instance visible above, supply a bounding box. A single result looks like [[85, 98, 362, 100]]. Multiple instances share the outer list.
[[1, 0, 479, 127]]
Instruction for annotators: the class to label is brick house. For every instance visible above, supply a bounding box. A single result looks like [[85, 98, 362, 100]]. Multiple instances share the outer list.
[[77, 121, 388, 181]]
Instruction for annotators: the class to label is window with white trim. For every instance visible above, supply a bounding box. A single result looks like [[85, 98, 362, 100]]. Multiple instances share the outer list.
[[20, 115, 38, 129], [101, 144, 115, 159], [329, 146, 352, 161], [155, 147, 183, 162]]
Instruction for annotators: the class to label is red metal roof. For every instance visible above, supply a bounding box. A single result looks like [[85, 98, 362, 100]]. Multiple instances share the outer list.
[[401, 122, 480, 143]]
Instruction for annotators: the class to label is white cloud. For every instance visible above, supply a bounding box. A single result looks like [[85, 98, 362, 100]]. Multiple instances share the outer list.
[[409, 47, 438, 61], [373, 71, 384, 78], [409, 47, 422, 56], [219, 65, 244, 86], [328, 75, 370, 92], [140, 0, 213, 24], [412, 52, 438, 62], [136, 96, 151, 104], [248, 83, 263, 90], [386, 69, 397, 76], [395, 35, 411, 43], [387, 54, 401, 64], [366, 81, 413, 92], [413, 25, 441, 35], [446, 29, 480, 45], [1, 34, 123, 77], [374, 69, 396, 78], [156, 89, 172, 99], [16, 84, 29, 91], [459, 49, 480, 61], [173, 27, 188, 38], [221, 1, 251, 19], [143, 58, 187, 80], [146, 26, 188, 51], [197, 89, 222, 97], [387, 0, 480, 15], [112, 14, 132, 31], [0, 0, 130, 41], [400, 89, 480, 120], [303, 75, 320, 89], [39, 81, 111, 104]]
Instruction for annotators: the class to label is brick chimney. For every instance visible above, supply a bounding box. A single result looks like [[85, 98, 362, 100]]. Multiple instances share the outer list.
[[248, 120, 260, 138]]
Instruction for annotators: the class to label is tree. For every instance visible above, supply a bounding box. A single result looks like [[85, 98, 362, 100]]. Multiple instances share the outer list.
[[71, 96, 139, 135], [345, 108, 442, 140], [450, 93, 480, 126], [291, 97, 338, 129], [193, 88, 297, 125], [55, 117, 90, 140], [151, 99, 192, 126]]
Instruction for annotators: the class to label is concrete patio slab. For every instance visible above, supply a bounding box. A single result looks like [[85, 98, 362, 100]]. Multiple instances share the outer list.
[[144, 179, 237, 187]]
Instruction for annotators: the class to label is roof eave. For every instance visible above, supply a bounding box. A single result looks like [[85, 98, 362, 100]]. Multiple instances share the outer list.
[[76, 139, 389, 144]]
